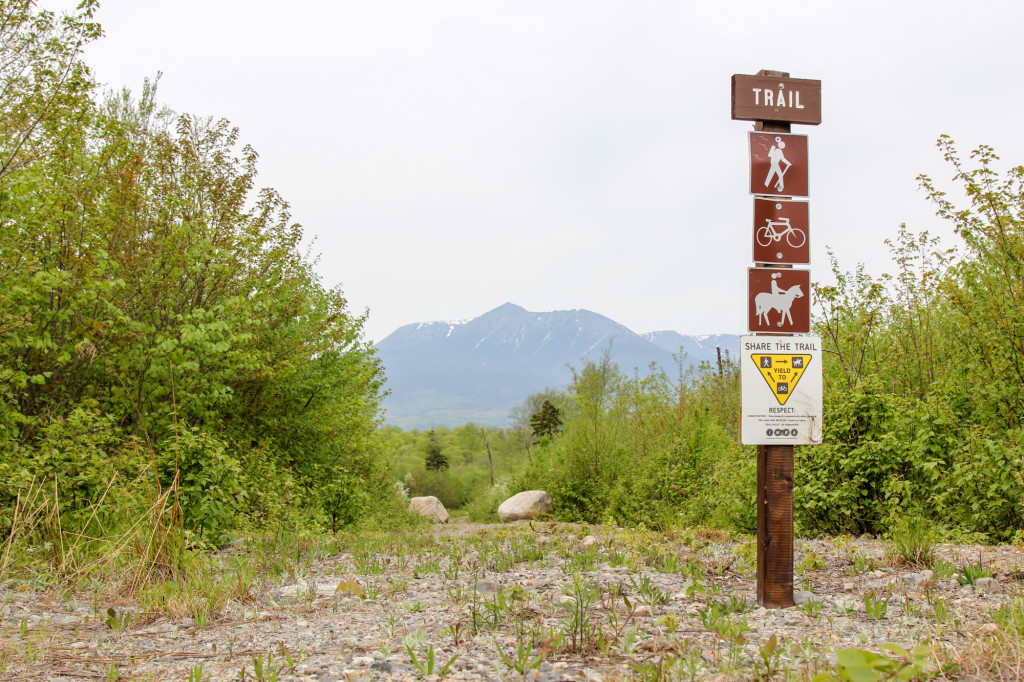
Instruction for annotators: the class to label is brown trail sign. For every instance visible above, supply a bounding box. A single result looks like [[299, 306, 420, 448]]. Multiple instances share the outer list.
[[753, 198, 809, 264], [749, 132, 808, 198], [732, 74, 822, 125], [747, 268, 811, 334]]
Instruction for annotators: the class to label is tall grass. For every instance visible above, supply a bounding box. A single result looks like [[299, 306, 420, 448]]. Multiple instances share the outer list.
[[1, 472, 189, 595]]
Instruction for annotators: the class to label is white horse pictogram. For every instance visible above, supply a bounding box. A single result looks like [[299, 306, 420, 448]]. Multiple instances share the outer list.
[[755, 284, 803, 327]]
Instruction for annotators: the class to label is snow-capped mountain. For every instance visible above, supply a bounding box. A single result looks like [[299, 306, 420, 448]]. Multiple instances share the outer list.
[[375, 303, 739, 429]]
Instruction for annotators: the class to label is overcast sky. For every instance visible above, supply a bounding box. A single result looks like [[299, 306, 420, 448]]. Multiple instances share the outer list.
[[51, 1, 1024, 342]]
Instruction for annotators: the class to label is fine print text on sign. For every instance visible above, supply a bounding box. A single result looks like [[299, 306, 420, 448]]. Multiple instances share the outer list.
[[749, 132, 808, 198], [740, 335, 823, 445], [747, 268, 811, 334], [731, 74, 822, 125], [753, 198, 809, 264]]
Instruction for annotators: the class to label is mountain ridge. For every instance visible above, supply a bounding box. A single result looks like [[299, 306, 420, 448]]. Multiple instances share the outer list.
[[375, 303, 739, 429]]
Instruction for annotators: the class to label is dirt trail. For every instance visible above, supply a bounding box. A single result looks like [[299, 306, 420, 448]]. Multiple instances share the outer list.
[[2, 521, 1022, 680]]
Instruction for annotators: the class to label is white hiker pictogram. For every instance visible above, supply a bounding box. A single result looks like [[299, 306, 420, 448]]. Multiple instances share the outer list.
[[764, 136, 791, 192], [755, 273, 803, 327]]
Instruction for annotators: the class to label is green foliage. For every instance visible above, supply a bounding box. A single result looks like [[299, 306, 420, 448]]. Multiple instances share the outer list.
[[406, 644, 457, 678], [829, 644, 936, 681], [516, 348, 749, 530], [0, 0, 395, 571], [158, 429, 245, 543], [884, 516, 937, 569], [424, 430, 450, 471], [797, 139, 1024, 541], [464, 476, 512, 523], [529, 399, 562, 439]]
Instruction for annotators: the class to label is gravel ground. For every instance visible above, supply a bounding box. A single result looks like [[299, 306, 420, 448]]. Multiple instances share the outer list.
[[2, 521, 1023, 681]]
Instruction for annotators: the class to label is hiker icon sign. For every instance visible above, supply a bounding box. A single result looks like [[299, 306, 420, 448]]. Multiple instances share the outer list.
[[749, 132, 808, 197]]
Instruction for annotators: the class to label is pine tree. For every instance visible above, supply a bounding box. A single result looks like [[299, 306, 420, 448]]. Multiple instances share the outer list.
[[530, 400, 562, 439], [423, 430, 449, 471]]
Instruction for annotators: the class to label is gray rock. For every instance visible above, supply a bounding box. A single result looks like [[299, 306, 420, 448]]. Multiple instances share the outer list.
[[974, 577, 1002, 594], [793, 590, 814, 606], [474, 580, 499, 594], [408, 496, 449, 523], [498, 490, 552, 522], [369, 661, 392, 673], [580, 535, 599, 550], [900, 570, 934, 590]]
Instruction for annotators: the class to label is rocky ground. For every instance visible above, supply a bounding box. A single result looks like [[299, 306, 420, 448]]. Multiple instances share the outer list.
[[2, 521, 1024, 681]]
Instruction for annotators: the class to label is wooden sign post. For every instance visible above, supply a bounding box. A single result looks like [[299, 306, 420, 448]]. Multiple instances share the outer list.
[[733, 69, 822, 609]]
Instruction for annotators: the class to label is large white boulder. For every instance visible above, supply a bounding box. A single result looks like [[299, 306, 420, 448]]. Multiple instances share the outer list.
[[498, 490, 552, 522], [408, 496, 449, 523]]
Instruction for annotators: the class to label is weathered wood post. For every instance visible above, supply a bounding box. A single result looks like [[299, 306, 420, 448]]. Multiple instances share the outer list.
[[732, 69, 823, 609]]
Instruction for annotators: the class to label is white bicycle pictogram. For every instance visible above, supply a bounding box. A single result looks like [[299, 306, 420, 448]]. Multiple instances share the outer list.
[[756, 217, 806, 249]]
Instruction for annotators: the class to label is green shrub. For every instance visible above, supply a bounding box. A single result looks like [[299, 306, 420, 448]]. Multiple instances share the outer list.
[[884, 516, 937, 568], [464, 477, 512, 523], [157, 429, 245, 544]]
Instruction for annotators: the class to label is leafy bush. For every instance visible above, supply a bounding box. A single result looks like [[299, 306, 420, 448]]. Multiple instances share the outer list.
[[884, 516, 938, 568], [464, 477, 512, 523], [157, 430, 246, 544]]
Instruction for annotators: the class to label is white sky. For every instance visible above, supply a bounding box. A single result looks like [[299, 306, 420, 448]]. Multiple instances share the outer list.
[[50, 1, 1024, 342]]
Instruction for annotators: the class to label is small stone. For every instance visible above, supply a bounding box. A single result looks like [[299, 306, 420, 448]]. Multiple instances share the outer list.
[[474, 580, 498, 594], [351, 656, 373, 666], [633, 605, 653, 617], [979, 623, 999, 634], [369, 661, 392, 672], [974, 577, 1002, 594], [793, 590, 813, 606], [580, 535, 599, 550], [917, 570, 935, 589], [843, 582, 855, 591]]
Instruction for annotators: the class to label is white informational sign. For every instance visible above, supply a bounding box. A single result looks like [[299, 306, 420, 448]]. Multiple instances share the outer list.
[[740, 335, 823, 445]]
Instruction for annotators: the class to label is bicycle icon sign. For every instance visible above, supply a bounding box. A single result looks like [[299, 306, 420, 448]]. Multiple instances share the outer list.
[[757, 217, 806, 249], [752, 198, 810, 264]]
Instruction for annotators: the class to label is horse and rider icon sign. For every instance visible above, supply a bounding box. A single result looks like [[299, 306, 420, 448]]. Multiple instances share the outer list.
[[748, 268, 811, 333]]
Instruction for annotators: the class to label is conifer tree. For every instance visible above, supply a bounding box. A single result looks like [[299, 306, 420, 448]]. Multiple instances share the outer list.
[[530, 400, 562, 439], [424, 430, 449, 471]]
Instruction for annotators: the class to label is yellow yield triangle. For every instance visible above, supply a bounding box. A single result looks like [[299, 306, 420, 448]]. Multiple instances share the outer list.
[[751, 354, 813, 406]]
